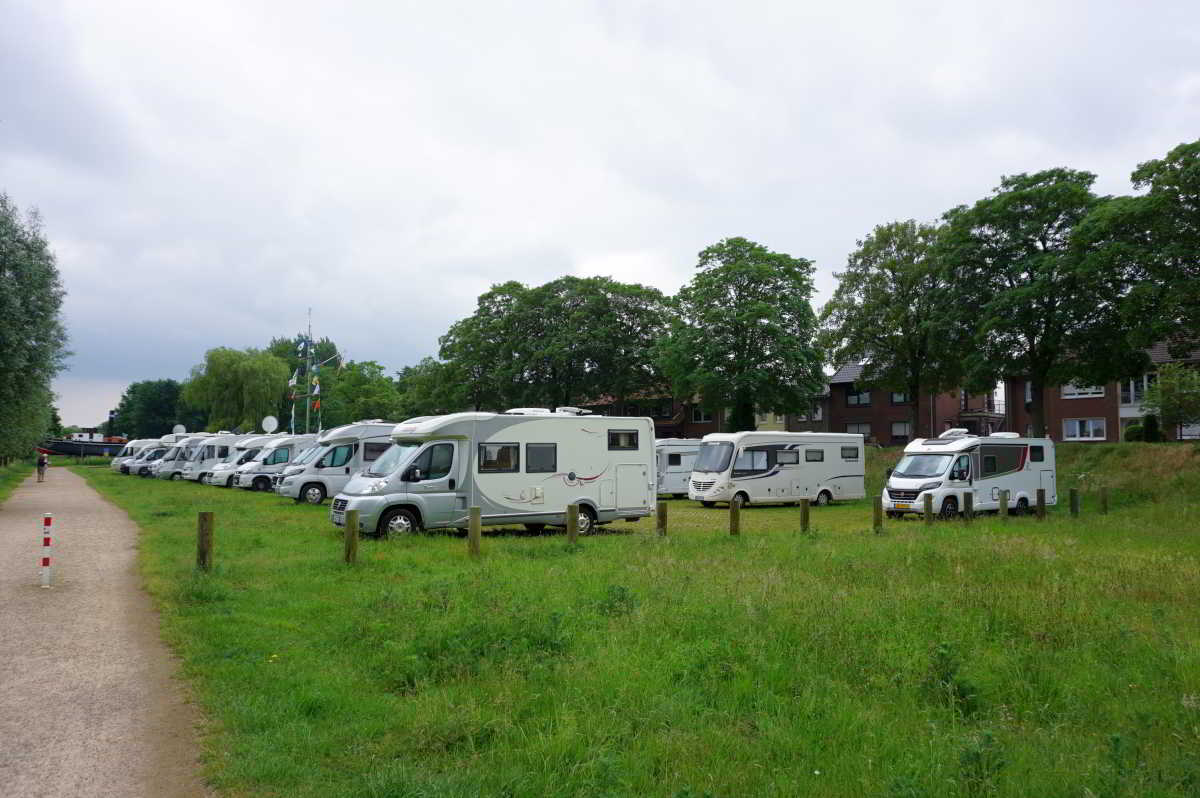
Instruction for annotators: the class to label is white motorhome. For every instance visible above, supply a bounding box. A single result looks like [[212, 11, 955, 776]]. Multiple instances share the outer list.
[[687, 431, 866, 507], [180, 433, 245, 483], [330, 409, 656, 536], [125, 443, 169, 476], [276, 420, 396, 504], [154, 434, 214, 480], [204, 434, 283, 487], [655, 438, 702, 498], [234, 434, 318, 491], [882, 429, 1057, 518], [110, 439, 160, 472]]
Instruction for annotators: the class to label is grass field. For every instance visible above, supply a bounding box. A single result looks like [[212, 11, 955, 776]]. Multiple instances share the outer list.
[[71, 443, 1200, 797], [0, 458, 34, 504]]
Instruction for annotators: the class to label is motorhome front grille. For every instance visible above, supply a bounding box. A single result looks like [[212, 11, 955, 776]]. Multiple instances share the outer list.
[[691, 479, 715, 492], [887, 488, 921, 501], [332, 498, 349, 512]]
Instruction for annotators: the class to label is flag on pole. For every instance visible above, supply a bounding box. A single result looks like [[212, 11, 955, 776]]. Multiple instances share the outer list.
[[337, 356, 345, 372], [312, 376, 320, 396], [313, 398, 321, 411], [288, 369, 298, 387]]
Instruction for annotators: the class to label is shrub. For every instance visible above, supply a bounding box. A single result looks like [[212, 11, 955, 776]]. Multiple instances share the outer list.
[[1143, 414, 1162, 442], [1123, 424, 1144, 442]]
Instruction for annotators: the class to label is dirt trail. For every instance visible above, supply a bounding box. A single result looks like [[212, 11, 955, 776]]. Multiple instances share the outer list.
[[0, 467, 208, 797]]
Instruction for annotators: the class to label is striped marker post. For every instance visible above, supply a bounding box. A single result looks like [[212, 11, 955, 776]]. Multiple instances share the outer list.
[[41, 513, 53, 588]]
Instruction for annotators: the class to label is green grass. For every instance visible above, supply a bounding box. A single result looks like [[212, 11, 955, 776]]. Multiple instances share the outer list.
[[73, 443, 1200, 797], [0, 458, 34, 504]]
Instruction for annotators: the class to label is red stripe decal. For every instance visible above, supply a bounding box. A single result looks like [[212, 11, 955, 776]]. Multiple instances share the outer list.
[[43, 517, 52, 527], [41, 557, 50, 567], [43, 537, 51, 546]]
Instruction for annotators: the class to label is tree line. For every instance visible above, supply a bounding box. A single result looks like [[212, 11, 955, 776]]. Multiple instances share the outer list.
[[57, 135, 1200, 442]]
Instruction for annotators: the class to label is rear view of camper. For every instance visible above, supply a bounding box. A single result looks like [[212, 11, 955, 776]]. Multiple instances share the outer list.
[[655, 438, 701, 498], [331, 408, 655, 536]]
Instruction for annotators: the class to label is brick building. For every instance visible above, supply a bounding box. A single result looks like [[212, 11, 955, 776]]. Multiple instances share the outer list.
[[826, 362, 1003, 445], [584, 395, 726, 439]]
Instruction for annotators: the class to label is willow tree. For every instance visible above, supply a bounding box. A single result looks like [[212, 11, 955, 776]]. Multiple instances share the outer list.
[[182, 347, 289, 431]]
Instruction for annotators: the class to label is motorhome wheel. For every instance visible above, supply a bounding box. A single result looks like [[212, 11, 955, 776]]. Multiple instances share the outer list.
[[225, 476, 235, 488], [577, 505, 598, 534], [939, 496, 959, 519], [252, 476, 271, 492], [170, 472, 181, 481], [302, 484, 326, 505], [815, 490, 832, 506], [378, 507, 420, 537], [1015, 497, 1029, 515], [731, 492, 749, 509]]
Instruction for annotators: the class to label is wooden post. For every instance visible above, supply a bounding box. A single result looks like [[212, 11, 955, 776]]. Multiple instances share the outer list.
[[729, 499, 740, 536], [343, 509, 359, 564], [468, 506, 482, 557], [196, 511, 213, 571], [963, 492, 974, 523], [1069, 488, 1079, 518], [873, 495, 883, 534], [1100, 487, 1109, 515], [800, 498, 810, 533], [1036, 488, 1046, 520], [999, 489, 1009, 520], [923, 493, 933, 526], [656, 501, 667, 537], [565, 504, 579, 546]]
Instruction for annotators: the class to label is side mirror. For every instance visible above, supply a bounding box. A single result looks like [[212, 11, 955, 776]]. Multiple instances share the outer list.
[[885, 467, 893, 478], [405, 467, 423, 482]]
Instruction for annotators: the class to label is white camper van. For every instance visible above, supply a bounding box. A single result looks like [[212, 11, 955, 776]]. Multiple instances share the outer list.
[[154, 434, 214, 480], [234, 434, 318, 491], [882, 429, 1057, 518], [276, 420, 396, 504], [180, 433, 245, 483], [687, 431, 866, 507], [204, 434, 282, 487], [655, 438, 702, 498], [330, 409, 656, 536], [125, 443, 169, 476], [111, 439, 161, 472]]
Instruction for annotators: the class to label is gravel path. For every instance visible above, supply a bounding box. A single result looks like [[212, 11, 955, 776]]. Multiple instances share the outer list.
[[0, 466, 209, 797]]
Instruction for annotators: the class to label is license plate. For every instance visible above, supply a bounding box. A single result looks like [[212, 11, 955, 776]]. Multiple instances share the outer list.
[[895, 503, 910, 509], [332, 510, 344, 525]]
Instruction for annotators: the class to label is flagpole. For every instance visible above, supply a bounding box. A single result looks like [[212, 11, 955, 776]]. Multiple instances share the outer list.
[[305, 307, 312, 435]]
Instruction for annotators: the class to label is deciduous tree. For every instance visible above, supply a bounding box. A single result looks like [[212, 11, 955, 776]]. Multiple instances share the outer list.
[[1141, 363, 1200, 439], [659, 237, 824, 431]]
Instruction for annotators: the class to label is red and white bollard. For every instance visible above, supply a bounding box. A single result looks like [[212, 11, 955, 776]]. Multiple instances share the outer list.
[[41, 513, 53, 588]]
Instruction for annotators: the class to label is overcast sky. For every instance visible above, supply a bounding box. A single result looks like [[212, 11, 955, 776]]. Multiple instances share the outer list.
[[3, 1, 1197, 425]]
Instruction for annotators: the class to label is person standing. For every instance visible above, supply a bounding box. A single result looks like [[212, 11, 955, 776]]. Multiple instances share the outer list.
[[37, 452, 49, 482]]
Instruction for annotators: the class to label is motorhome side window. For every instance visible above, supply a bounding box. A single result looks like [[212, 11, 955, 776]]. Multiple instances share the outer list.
[[323, 444, 353, 468], [776, 450, 799, 465], [410, 443, 453, 480], [479, 443, 519, 473], [1030, 445, 1044, 462], [667, 453, 682, 466], [951, 454, 970, 478], [805, 449, 824, 462], [608, 430, 638, 450], [363, 442, 390, 462], [218, 446, 229, 458], [841, 447, 859, 460], [732, 447, 769, 476], [269, 447, 291, 465], [526, 443, 557, 473], [981, 444, 1023, 476]]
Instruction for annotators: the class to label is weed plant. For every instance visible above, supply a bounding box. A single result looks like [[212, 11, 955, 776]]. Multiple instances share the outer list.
[[73, 443, 1200, 797]]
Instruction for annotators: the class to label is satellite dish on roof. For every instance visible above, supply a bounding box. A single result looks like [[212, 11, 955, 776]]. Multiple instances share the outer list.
[[172, 424, 186, 434], [262, 415, 279, 433]]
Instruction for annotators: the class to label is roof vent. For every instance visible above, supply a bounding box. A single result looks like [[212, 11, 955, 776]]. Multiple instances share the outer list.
[[939, 428, 972, 438], [504, 408, 553, 415], [554, 406, 592, 416], [988, 431, 1020, 438]]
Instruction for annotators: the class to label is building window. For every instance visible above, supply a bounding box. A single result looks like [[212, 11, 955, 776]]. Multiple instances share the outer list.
[[691, 406, 714, 423], [1120, 374, 1155, 405], [805, 449, 824, 462], [891, 421, 910, 442], [1061, 384, 1105, 399], [890, 391, 910, 405], [1024, 381, 1032, 404], [846, 423, 871, 436], [526, 443, 557, 473], [478, 443, 519, 473], [846, 384, 871, 407], [608, 430, 639, 450], [1063, 418, 1106, 440]]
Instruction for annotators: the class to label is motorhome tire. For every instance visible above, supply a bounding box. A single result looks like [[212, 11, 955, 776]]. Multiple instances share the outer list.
[[378, 507, 420, 537], [302, 484, 326, 505], [524, 523, 546, 533], [939, 496, 959, 519], [700, 501, 715, 508], [252, 476, 271, 492], [731, 492, 749, 509], [170, 472, 181, 481], [1015, 497, 1029, 515], [577, 505, 598, 535], [225, 476, 235, 488], [815, 490, 832, 506]]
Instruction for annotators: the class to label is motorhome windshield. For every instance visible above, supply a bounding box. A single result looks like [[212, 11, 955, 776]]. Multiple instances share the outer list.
[[892, 453, 954, 479], [293, 446, 322, 466], [161, 448, 179, 462], [237, 447, 261, 464], [365, 442, 422, 477], [693, 442, 734, 473]]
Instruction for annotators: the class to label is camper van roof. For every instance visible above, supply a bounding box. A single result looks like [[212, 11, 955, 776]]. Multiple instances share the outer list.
[[235, 434, 285, 448], [390, 411, 646, 440], [656, 438, 703, 446], [317, 421, 397, 445], [700, 431, 865, 444], [263, 434, 316, 449], [904, 435, 1053, 454]]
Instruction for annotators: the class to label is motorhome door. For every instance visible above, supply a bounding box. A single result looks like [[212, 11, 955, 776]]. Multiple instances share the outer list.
[[1040, 469, 1056, 503], [407, 442, 459, 527]]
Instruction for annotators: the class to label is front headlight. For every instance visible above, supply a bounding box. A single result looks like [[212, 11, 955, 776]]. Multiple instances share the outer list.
[[363, 480, 388, 495], [917, 481, 943, 492]]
